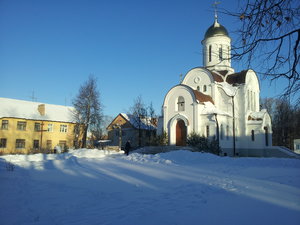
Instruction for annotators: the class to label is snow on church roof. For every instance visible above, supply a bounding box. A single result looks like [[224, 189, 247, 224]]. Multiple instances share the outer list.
[[0, 97, 75, 123], [216, 82, 239, 97], [201, 102, 230, 116], [248, 109, 267, 121]]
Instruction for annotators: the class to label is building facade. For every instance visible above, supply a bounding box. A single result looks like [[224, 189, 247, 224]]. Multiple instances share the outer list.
[[0, 98, 77, 154], [107, 113, 156, 149], [161, 16, 273, 156]]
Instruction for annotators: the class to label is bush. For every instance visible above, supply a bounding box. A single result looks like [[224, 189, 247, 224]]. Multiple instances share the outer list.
[[151, 131, 168, 146], [187, 132, 221, 155]]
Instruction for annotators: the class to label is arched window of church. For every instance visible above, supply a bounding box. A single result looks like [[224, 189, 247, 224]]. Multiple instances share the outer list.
[[250, 91, 253, 111], [209, 45, 212, 62], [197, 86, 200, 91], [247, 90, 250, 109], [264, 127, 269, 146], [206, 125, 210, 137], [177, 96, 185, 111], [220, 124, 224, 140], [226, 125, 229, 140], [203, 85, 207, 92], [251, 130, 255, 141], [253, 92, 256, 111], [219, 46, 223, 61]]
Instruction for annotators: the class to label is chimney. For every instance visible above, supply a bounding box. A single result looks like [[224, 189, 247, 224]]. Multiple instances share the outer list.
[[38, 104, 45, 116]]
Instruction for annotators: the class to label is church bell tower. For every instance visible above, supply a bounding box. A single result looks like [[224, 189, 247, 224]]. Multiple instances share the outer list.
[[201, 12, 234, 73]]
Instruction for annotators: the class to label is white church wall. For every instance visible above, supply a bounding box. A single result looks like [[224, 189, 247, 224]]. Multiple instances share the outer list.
[[182, 68, 214, 94], [245, 70, 260, 113], [216, 86, 232, 114], [163, 86, 196, 145]]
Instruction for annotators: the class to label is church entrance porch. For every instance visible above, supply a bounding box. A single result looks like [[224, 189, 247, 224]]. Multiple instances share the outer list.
[[176, 119, 187, 146]]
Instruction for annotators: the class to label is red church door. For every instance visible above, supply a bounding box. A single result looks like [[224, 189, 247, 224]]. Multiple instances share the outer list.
[[176, 120, 187, 146]]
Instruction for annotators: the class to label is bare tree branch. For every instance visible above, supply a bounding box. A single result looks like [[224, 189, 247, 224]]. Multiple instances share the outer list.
[[222, 0, 300, 102]]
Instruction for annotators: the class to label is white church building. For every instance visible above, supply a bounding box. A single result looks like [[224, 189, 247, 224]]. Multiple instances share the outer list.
[[160, 16, 274, 157]]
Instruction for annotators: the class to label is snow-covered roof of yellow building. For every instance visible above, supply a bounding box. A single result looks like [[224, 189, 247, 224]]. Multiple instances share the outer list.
[[0, 97, 75, 123]]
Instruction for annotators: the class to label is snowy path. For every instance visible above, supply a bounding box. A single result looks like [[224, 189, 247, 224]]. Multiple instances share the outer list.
[[1, 150, 300, 225]]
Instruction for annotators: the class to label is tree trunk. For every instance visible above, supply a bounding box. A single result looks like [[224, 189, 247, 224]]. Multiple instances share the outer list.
[[81, 125, 89, 148]]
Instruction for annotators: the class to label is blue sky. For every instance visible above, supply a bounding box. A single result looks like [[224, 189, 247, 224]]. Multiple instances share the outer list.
[[0, 0, 288, 117]]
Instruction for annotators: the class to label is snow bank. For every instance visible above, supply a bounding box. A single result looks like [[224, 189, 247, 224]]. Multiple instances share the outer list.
[[69, 148, 123, 159], [1, 149, 300, 225]]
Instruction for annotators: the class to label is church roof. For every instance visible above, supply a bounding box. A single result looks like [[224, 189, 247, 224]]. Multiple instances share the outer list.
[[193, 90, 214, 104], [208, 69, 248, 85], [210, 71, 224, 82], [226, 70, 248, 85], [204, 20, 229, 39]]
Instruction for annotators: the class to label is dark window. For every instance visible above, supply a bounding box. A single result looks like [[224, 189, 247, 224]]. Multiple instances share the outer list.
[[264, 127, 269, 146], [226, 125, 229, 140], [197, 86, 200, 91], [0, 138, 7, 148], [206, 125, 210, 137], [209, 45, 212, 62], [203, 85, 207, 92], [251, 130, 255, 141], [177, 96, 185, 111], [219, 47, 223, 60], [220, 124, 224, 140], [59, 140, 67, 150], [34, 123, 41, 132], [47, 140, 52, 150], [17, 121, 26, 131], [16, 139, 25, 148], [1, 120, 8, 130], [33, 140, 39, 149]]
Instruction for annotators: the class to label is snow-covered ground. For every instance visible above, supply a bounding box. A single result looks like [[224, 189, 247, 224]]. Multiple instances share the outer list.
[[1, 149, 300, 225]]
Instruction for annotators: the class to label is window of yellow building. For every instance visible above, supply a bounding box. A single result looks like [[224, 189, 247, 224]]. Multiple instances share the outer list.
[[34, 123, 41, 132], [47, 124, 53, 132], [17, 121, 26, 131], [60, 124, 68, 133], [47, 140, 52, 149], [0, 138, 7, 148], [33, 140, 39, 149], [59, 140, 67, 149], [1, 120, 8, 130], [16, 139, 25, 148]]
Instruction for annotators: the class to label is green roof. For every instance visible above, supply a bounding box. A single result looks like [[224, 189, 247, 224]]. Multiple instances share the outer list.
[[204, 20, 229, 39]]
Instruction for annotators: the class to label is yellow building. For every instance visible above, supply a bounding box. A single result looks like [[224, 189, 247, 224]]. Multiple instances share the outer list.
[[0, 97, 78, 154]]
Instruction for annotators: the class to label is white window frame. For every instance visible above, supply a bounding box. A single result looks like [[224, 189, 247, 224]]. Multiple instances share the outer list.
[[48, 124, 53, 132], [60, 124, 68, 133]]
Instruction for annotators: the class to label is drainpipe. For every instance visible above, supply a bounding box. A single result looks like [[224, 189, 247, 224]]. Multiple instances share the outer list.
[[232, 96, 236, 156], [214, 113, 220, 145]]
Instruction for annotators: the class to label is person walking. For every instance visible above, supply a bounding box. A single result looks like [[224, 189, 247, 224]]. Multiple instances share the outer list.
[[125, 140, 131, 156]]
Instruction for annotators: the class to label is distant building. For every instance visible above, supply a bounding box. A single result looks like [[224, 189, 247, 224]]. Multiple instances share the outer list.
[[0, 97, 78, 154], [160, 15, 273, 156], [107, 113, 156, 149], [294, 139, 300, 153]]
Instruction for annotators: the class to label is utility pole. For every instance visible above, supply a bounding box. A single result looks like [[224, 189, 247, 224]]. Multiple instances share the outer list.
[[40, 122, 47, 151], [232, 96, 236, 156]]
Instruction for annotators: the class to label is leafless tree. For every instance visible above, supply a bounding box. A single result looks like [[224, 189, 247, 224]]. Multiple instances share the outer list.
[[223, 0, 300, 101], [73, 76, 103, 148], [129, 96, 157, 147], [129, 95, 147, 147], [261, 97, 300, 149]]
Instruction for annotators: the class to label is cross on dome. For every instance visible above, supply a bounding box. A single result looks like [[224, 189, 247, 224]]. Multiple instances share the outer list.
[[213, 1, 221, 23]]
